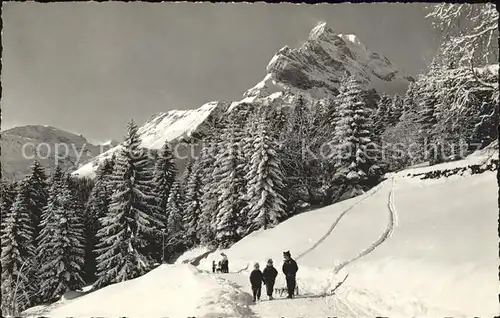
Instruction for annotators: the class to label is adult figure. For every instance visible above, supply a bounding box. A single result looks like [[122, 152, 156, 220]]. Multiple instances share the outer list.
[[282, 251, 298, 299]]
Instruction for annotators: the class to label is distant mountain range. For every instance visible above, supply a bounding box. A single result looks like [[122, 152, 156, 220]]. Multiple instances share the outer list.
[[1, 125, 115, 181]]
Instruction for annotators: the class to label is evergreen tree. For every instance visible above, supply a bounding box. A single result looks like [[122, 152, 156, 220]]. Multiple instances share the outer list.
[[182, 160, 203, 248], [83, 158, 114, 282], [389, 94, 404, 125], [1, 181, 17, 235], [165, 181, 184, 258], [402, 82, 417, 114], [373, 93, 392, 138], [416, 86, 440, 162], [323, 98, 338, 133], [245, 111, 287, 232], [94, 121, 161, 288], [197, 144, 219, 246], [34, 165, 64, 298], [179, 159, 194, 198], [154, 141, 177, 214], [212, 122, 246, 248], [333, 76, 381, 186], [152, 141, 177, 263], [36, 174, 85, 302], [26, 161, 48, 243], [1, 180, 36, 314], [269, 105, 289, 140]]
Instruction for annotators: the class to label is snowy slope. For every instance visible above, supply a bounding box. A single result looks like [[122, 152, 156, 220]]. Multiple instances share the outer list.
[[23, 264, 254, 318], [72, 101, 227, 178], [196, 151, 498, 317], [26, 149, 498, 317], [244, 22, 412, 100], [1, 125, 103, 181]]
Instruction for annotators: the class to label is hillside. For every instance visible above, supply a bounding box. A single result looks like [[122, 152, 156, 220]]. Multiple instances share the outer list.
[[25, 148, 498, 317], [72, 101, 227, 178]]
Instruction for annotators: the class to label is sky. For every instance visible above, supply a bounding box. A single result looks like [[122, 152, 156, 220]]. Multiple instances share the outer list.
[[2, 2, 440, 143]]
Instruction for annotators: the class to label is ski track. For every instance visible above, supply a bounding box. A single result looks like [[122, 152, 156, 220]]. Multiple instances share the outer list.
[[333, 175, 398, 274], [195, 176, 399, 317], [296, 180, 386, 260]]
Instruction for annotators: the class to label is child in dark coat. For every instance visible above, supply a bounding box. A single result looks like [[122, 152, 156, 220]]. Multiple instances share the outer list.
[[262, 259, 278, 300], [249, 262, 264, 302]]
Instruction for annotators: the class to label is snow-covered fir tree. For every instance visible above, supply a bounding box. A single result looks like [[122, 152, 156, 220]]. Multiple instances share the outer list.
[[402, 82, 417, 114], [373, 93, 392, 138], [152, 140, 177, 262], [333, 76, 381, 186], [197, 144, 219, 246], [182, 160, 203, 248], [212, 121, 247, 248], [26, 161, 48, 243], [180, 158, 193, 191], [245, 111, 287, 232], [35, 172, 85, 302], [389, 94, 404, 125], [83, 158, 114, 282], [0, 181, 17, 235], [269, 105, 289, 140], [154, 141, 177, 212], [165, 180, 184, 258], [416, 85, 439, 147], [94, 121, 161, 288], [1, 180, 36, 314]]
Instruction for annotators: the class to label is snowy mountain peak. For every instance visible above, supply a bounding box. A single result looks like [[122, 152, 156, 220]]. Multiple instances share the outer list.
[[72, 101, 228, 178], [245, 22, 411, 99], [308, 21, 336, 42]]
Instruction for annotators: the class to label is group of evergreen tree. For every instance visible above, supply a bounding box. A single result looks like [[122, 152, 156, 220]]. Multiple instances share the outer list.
[[191, 105, 288, 248], [1, 162, 88, 314]]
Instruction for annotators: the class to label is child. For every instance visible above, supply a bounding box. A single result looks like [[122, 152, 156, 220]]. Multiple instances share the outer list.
[[262, 259, 278, 300], [249, 262, 264, 302]]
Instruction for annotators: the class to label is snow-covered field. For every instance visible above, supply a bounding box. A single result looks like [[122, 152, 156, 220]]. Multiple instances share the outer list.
[[26, 150, 499, 317], [23, 264, 254, 318]]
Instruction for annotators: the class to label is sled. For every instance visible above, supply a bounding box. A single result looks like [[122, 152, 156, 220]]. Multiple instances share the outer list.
[[274, 286, 299, 297]]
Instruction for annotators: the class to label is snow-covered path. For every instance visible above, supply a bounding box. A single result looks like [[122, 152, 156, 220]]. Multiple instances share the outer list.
[[333, 175, 398, 274], [215, 177, 399, 317]]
